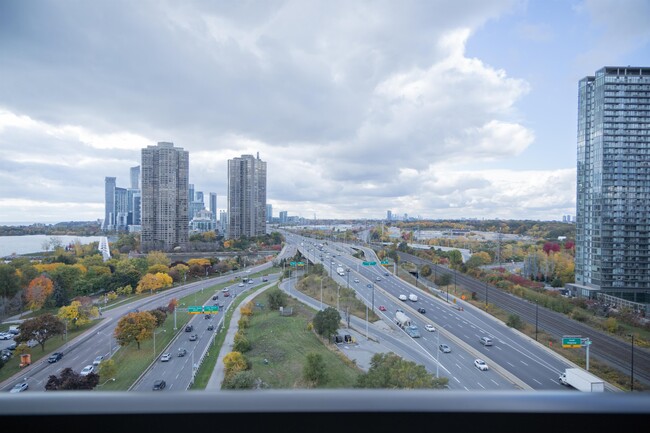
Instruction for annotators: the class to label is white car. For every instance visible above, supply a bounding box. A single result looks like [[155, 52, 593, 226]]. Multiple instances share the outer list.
[[92, 355, 104, 366], [398, 294, 407, 301], [353, 279, 359, 283], [80, 365, 95, 376], [238, 283, 244, 287], [0, 332, 12, 340], [425, 324, 436, 332], [160, 353, 171, 362], [10, 382, 28, 393], [474, 359, 489, 371]]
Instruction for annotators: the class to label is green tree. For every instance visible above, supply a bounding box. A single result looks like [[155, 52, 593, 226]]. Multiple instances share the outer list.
[[99, 359, 117, 380], [0, 263, 21, 301], [222, 371, 257, 390], [45, 367, 99, 390], [506, 314, 523, 329], [267, 288, 288, 310], [113, 311, 157, 350], [312, 307, 340, 340], [13, 314, 65, 352], [233, 331, 251, 352], [356, 353, 447, 389], [303, 352, 328, 387]]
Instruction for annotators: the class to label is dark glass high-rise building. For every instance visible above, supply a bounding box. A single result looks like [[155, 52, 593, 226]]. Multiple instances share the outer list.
[[141, 142, 189, 252], [227, 153, 267, 239], [575, 66, 650, 303]]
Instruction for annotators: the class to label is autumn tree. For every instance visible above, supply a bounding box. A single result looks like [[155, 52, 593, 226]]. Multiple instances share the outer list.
[[99, 359, 116, 381], [147, 263, 169, 275], [25, 275, 55, 311], [223, 351, 249, 380], [13, 314, 65, 352], [57, 300, 99, 328], [113, 311, 157, 349], [45, 367, 99, 390], [356, 353, 448, 389], [167, 298, 178, 313], [148, 307, 168, 327], [135, 272, 173, 294]]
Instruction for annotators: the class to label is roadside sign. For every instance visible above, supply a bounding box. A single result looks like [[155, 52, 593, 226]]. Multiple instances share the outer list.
[[188, 306, 203, 314], [297, 261, 305, 266], [362, 261, 377, 266], [380, 260, 389, 265], [562, 336, 582, 348], [290, 261, 296, 266], [203, 305, 219, 314]]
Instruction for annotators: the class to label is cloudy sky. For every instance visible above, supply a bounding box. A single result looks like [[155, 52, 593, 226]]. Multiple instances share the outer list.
[[1, 0, 649, 224]]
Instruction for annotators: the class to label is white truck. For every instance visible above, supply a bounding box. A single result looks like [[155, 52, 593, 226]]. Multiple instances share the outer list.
[[336, 267, 345, 276], [395, 311, 411, 328], [408, 294, 418, 302], [558, 368, 605, 392]]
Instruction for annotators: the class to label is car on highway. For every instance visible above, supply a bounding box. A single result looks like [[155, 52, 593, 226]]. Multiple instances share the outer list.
[[224, 291, 231, 297], [425, 324, 435, 332], [207, 324, 214, 331], [375, 277, 381, 281], [378, 305, 386, 311], [1, 349, 12, 362], [238, 283, 244, 287], [10, 382, 28, 393], [80, 365, 95, 376], [384, 272, 389, 276], [185, 325, 193, 332], [152, 380, 166, 391], [418, 308, 426, 314], [160, 353, 171, 362], [212, 295, 218, 300], [48, 352, 64, 363], [177, 348, 187, 357], [93, 355, 104, 366], [439, 344, 451, 353], [353, 278, 359, 283], [248, 279, 254, 284], [0, 332, 12, 340], [474, 359, 489, 371], [398, 294, 407, 301], [189, 334, 198, 341]]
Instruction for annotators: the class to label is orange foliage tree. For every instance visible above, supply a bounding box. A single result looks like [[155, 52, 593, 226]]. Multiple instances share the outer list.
[[25, 275, 54, 311]]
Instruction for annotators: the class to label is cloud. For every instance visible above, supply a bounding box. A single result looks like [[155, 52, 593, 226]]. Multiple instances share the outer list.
[[0, 1, 578, 224]]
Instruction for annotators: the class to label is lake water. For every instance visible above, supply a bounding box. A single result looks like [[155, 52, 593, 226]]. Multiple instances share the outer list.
[[0, 235, 107, 257]]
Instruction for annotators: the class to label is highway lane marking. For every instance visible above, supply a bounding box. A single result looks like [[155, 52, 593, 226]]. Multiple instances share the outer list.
[[453, 376, 461, 383], [532, 378, 542, 385], [519, 359, 528, 366], [506, 361, 515, 367], [477, 382, 486, 389], [490, 379, 500, 386]]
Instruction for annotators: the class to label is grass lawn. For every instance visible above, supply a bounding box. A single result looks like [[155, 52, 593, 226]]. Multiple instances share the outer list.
[[242, 295, 363, 389]]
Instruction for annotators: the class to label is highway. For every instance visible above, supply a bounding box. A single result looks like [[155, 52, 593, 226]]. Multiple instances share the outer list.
[[282, 231, 612, 392]]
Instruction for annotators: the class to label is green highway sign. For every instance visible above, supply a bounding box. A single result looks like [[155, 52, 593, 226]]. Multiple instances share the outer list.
[[290, 261, 296, 266], [188, 306, 203, 314], [380, 260, 389, 265], [562, 336, 582, 348], [297, 261, 305, 266], [362, 261, 377, 266], [203, 305, 219, 314]]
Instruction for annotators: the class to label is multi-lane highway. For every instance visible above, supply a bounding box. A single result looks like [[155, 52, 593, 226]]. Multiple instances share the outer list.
[[282, 231, 614, 392]]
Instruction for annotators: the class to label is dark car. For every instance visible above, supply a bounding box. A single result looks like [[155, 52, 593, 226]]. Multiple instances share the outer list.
[[1, 349, 11, 362], [177, 348, 187, 357], [185, 325, 193, 332], [48, 352, 64, 363], [212, 295, 218, 300], [417, 308, 426, 314], [207, 324, 214, 331], [189, 334, 198, 341], [204, 314, 211, 319], [152, 380, 166, 391]]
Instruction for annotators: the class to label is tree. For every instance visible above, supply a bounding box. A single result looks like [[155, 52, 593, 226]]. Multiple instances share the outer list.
[[356, 353, 447, 389], [543, 242, 561, 255], [135, 272, 172, 294], [312, 307, 340, 340], [0, 263, 21, 301], [233, 331, 251, 352], [25, 275, 55, 311], [147, 264, 169, 275], [45, 367, 99, 390], [223, 351, 249, 380], [222, 371, 257, 390], [13, 314, 65, 352], [148, 308, 168, 327], [506, 314, 523, 329], [113, 311, 157, 350], [57, 300, 99, 328], [303, 352, 328, 387], [167, 298, 178, 313], [99, 358, 116, 380], [146, 251, 170, 267], [267, 288, 288, 310]]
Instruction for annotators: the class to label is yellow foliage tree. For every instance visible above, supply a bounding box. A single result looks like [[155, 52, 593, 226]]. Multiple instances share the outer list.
[[187, 258, 211, 268], [25, 275, 54, 311], [147, 263, 169, 275], [34, 263, 64, 274], [223, 351, 248, 379], [57, 300, 99, 328], [136, 272, 173, 294], [240, 302, 253, 317]]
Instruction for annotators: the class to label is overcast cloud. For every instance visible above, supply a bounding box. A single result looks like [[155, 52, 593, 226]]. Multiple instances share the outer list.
[[0, 0, 649, 224]]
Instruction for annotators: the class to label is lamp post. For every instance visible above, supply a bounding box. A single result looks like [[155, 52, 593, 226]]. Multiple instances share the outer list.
[[535, 300, 539, 341], [153, 329, 166, 360], [97, 378, 116, 387], [320, 278, 323, 310], [629, 334, 635, 391], [485, 280, 488, 306], [371, 284, 375, 313]]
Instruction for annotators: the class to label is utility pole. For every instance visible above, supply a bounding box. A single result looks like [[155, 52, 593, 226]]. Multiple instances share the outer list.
[[535, 300, 539, 341]]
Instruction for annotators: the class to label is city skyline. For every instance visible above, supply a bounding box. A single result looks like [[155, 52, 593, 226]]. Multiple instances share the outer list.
[[1, 1, 649, 223]]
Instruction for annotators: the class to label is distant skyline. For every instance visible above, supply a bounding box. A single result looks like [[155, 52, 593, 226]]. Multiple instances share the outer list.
[[1, 1, 649, 223]]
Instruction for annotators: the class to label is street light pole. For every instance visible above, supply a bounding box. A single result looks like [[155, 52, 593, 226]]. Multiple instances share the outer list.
[[436, 328, 440, 378], [535, 300, 539, 341], [485, 280, 488, 306], [320, 278, 323, 310], [629, 334, 635, 391], [371, 284, 375, 313]]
